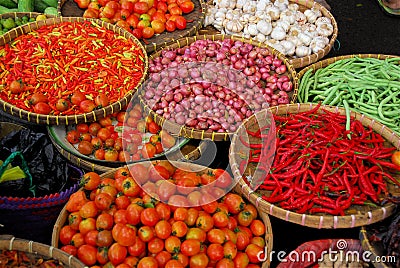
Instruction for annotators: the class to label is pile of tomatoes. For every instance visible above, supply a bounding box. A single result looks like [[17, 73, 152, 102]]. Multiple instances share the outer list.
[[58, 165, 268, 267], [76, 0, 195, 40], [65, 103, 176, 162]]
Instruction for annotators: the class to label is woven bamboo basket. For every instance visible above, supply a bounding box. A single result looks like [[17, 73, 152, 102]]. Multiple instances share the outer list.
[[0, 17, 148, 125], [359, 227, 391, 268], [57, 0, 206, 53], [0, 12, 55, 20], [229, 103, 400, 229], [0, 235, 86, 267], [200, 0, 338, 69], [51, 136, 210, 173], [276, 239, 365, 268], [52, 161, 273, 267], [140, 34, 299, 141]]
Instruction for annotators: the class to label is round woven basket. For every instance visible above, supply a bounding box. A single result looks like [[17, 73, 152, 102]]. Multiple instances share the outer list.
[[359, 227, 391, 268], [229, 103, 400, 229], [0, 12, 55, 20], [57, 0, 206, 53], [140, 34, 299, 141], [0, 235, 86, 267], [51, 136, 210, 173], [52, 161, 273, 267], [200, 0, 338, 69], [0, 16, 148, 125]]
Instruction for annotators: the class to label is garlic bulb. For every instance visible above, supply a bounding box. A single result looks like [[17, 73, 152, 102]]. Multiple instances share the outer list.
[[256, 33, 266, 43], [226, 19, 244, 33], [301, 23, 318, 37], [295, 46, 312, 57], [256, 0, 271, 12], [271, 26, 286, 40], [266, 39, 285, 53], [247, 23, 258, 36], [213, 17, 225, 31], [316, 23, 334, 37], [280, 10, 296, 24], [214, 9, 227, 19], [295, 11, 307, 25], [240, 13, 251, 23], [285, 35, 302, 47], [274, 0, 289, 12], [298, 32, 313, 46], [236, 0, 247, 9], [288, 3, 299, 11], [214, 0, 236, 9], [315, 16, 332, 26], [310, 36, 329, 53], [304, 9, 321, 24], [243, 1, 257, 14], [257, 20, 273, 35], [248, 15, 260, 24], [288, 25, 301, 37], [275, 20, 291, 32], [225, 9, 240, 20], [280, 40, 296, 56], [265, 5, 280, 20]]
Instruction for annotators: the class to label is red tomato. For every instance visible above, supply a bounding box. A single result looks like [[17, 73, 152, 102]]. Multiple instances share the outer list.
[[152, 11, 167, 22], [79, 218, 96, 236], [179, 1, 194, 13], [84, 229, 99, 246], [132, 28, 143, 39], [157, 2, 167, 12], [122, 177, 141, 197], [180, 239, 201, 257], [174, 15, 186, 29], [156, 251, 172, 267], [154, 220, 172, 239], [66, 130, 80, 144], [97, 128, 112, 141], [79, 100, 96, 113], [79, 132, 92, 142], [34, 102, 51, 114], [9, 79, 24, 94], [108, 242, 128, 266], [82, 172, 101, 191], [165, 236, 181, 254], [128, 236, 146, 257], [250, 219, 266, 237], [83, 8, 100, 18], [216, 258, 235, 268], [236, 229, 250, 251], [223, 240, 238, 260], [113, 223, 137, 247], [189, 253, 209, 268], [165, 20, 176, 32], [115, 195, 130, 210], [96, 213, 114, 231], [61, 245, 77, 256], [59, 225, 77, 245], [126, 203, 144, 225], [138, 225, 155, 242], [68, 212, 82, 231], [142, 143, 157, 158], [195, 213, 214, 232], [96, 246, 109, 265], [148, 121, 161, 134], [134, 1, 149, 14], [55, 98, 70, 112], [79, 201, 98, 218], [70, 92, 86, 105], [148, 237, 164, 254], [76, 123, 89, 133], [141, 207, 160, 226], [116, 20, 131, 30], [207, 229, 225, 244], [186, 227, 206, 243], [142, 26, 155, 38], [88, 122, 102, 136], [94, 93, 110, 108], [224, 193, 245, 214], [70, 233, 85, 248], [392, 151, 400, 167], [75, 0, 90, 8], [78, 140, 93, 155], [207, 244, 224, 262], [237, 210, 254, 227], [77, 244, 97, 266], [121, 0, 134, 12], [94, 148, 106, 160], [95, 192, 114, 211], [104, 148, 119, 161], [29, 92, 48, 105], [233, 252, 250, 268], [137, 256, 158, 268]]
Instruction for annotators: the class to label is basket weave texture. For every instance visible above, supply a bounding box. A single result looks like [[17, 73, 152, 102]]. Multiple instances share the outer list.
[[201, 0, 338, 69], [52, 161, 273, 267], [57, 0, 206, 53], [229, 103, 400, 229], [142, 34, 298, 141], [359, 227, 391, 268], [0, 17, 148, 125], [0, 235, 86, 267]]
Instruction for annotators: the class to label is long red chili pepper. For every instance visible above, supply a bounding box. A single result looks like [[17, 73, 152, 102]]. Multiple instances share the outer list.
[[239, 105, 400, 216]]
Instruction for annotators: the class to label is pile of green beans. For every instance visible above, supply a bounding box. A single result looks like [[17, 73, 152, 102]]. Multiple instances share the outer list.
[[298, 57, 400, 134]]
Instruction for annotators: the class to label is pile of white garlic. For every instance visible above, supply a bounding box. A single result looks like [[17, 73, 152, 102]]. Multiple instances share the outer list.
[[204, 0, 334, 58]]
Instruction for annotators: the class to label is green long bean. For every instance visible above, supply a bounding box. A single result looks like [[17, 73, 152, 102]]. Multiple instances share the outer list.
[[298, 57, 400, 135]]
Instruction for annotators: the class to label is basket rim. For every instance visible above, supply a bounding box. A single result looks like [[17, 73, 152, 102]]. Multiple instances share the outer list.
[[0, 17, 148, 126], [0, 236, 87, 267], [297, 54, 400, 78], [57, 0, 207, 54], [229, 103, 400, 229], [359, 227, 391, 268], [51, 160, 273, 267], [141, 33, 299, 141]]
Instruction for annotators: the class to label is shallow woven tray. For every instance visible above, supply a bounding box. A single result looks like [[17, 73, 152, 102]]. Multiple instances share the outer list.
[[0, 17, 148, 125], [200, 0, 338, 69], [359, 227, 391, 268], [229, 103, 400, 229], [57, 0, 206, 53], [0, 12, 55, 20], [51, 136, 210, 173], [52, 160, 273, 267], [0, 235, 86, 267], [141, 34, 299, 141]]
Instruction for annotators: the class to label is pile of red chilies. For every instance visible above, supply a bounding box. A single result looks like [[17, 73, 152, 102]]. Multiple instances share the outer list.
[[240, 104, 400, 216]]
